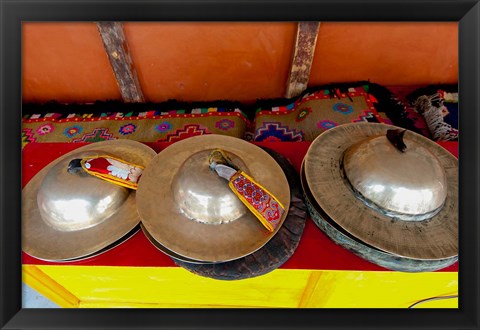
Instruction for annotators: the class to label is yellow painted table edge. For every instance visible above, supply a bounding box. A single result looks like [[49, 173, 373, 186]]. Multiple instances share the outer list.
[[22, 265, 458, 308]]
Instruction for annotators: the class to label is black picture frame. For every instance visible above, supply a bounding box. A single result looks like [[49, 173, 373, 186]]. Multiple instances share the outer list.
[[1, 0, 479, 329]]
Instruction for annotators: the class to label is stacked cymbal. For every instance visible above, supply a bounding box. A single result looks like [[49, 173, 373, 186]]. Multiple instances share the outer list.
[[136, 134, 291, 264], [300, 122, 458, 272], [22, 140, 157, 262]]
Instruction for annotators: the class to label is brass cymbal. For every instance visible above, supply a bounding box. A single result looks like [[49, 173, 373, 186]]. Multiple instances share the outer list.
[[303, 123, 458, 260], [300, 160, 458, 272], [22, 140, 156, 261], [45, 225, 141, 263], [136, 134, 290, 263]]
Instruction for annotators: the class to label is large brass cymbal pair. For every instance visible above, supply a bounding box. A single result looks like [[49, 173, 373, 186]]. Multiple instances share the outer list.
[[22, 135, 290, 263], [136, 135, 290, 263], [22, 140, 156, 261], [301, 122, 458, 271]]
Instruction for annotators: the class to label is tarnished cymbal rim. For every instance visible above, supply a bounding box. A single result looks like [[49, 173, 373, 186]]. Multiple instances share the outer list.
[[22, 140, 156, 261], [300, 161, 457, 272], [303, 123, 458, 260], [137, 134, 291, 263]]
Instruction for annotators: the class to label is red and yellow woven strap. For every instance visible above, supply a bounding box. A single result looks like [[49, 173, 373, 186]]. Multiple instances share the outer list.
[[228, 170, 285, 232], [80, 155, 144, 190]]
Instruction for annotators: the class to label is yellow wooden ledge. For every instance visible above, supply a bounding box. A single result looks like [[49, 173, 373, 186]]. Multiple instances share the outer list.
[[22, 265, 80, 308], [22, 265, 458, 308]]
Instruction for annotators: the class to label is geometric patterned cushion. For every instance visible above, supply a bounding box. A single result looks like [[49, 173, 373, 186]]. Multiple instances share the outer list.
[[22, 109, 248, 149], [251, 86, 384, 142]]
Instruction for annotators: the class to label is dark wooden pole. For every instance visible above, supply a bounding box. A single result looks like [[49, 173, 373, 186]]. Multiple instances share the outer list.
[[96, 22, 145, 103], [285, 22, 321, 99]]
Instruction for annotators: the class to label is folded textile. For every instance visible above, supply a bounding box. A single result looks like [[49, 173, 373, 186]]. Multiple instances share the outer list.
[[407, 85, 458, 141]]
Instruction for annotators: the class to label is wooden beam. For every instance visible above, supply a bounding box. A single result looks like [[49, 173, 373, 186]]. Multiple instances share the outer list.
[[285, 22, 321, 99], [96, 22, 145, 103]]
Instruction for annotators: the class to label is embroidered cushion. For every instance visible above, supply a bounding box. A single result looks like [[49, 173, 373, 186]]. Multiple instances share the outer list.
[[250, 84, 384, 142], [22, 103, 248, 148]]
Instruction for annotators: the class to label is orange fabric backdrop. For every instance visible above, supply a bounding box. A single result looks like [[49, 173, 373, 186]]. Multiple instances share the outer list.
[[22, 22, 458, 104]]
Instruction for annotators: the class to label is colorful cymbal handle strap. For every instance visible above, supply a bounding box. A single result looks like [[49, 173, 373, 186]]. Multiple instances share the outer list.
[[67, 155, 144, 190], [208, 149, 285, 232]]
